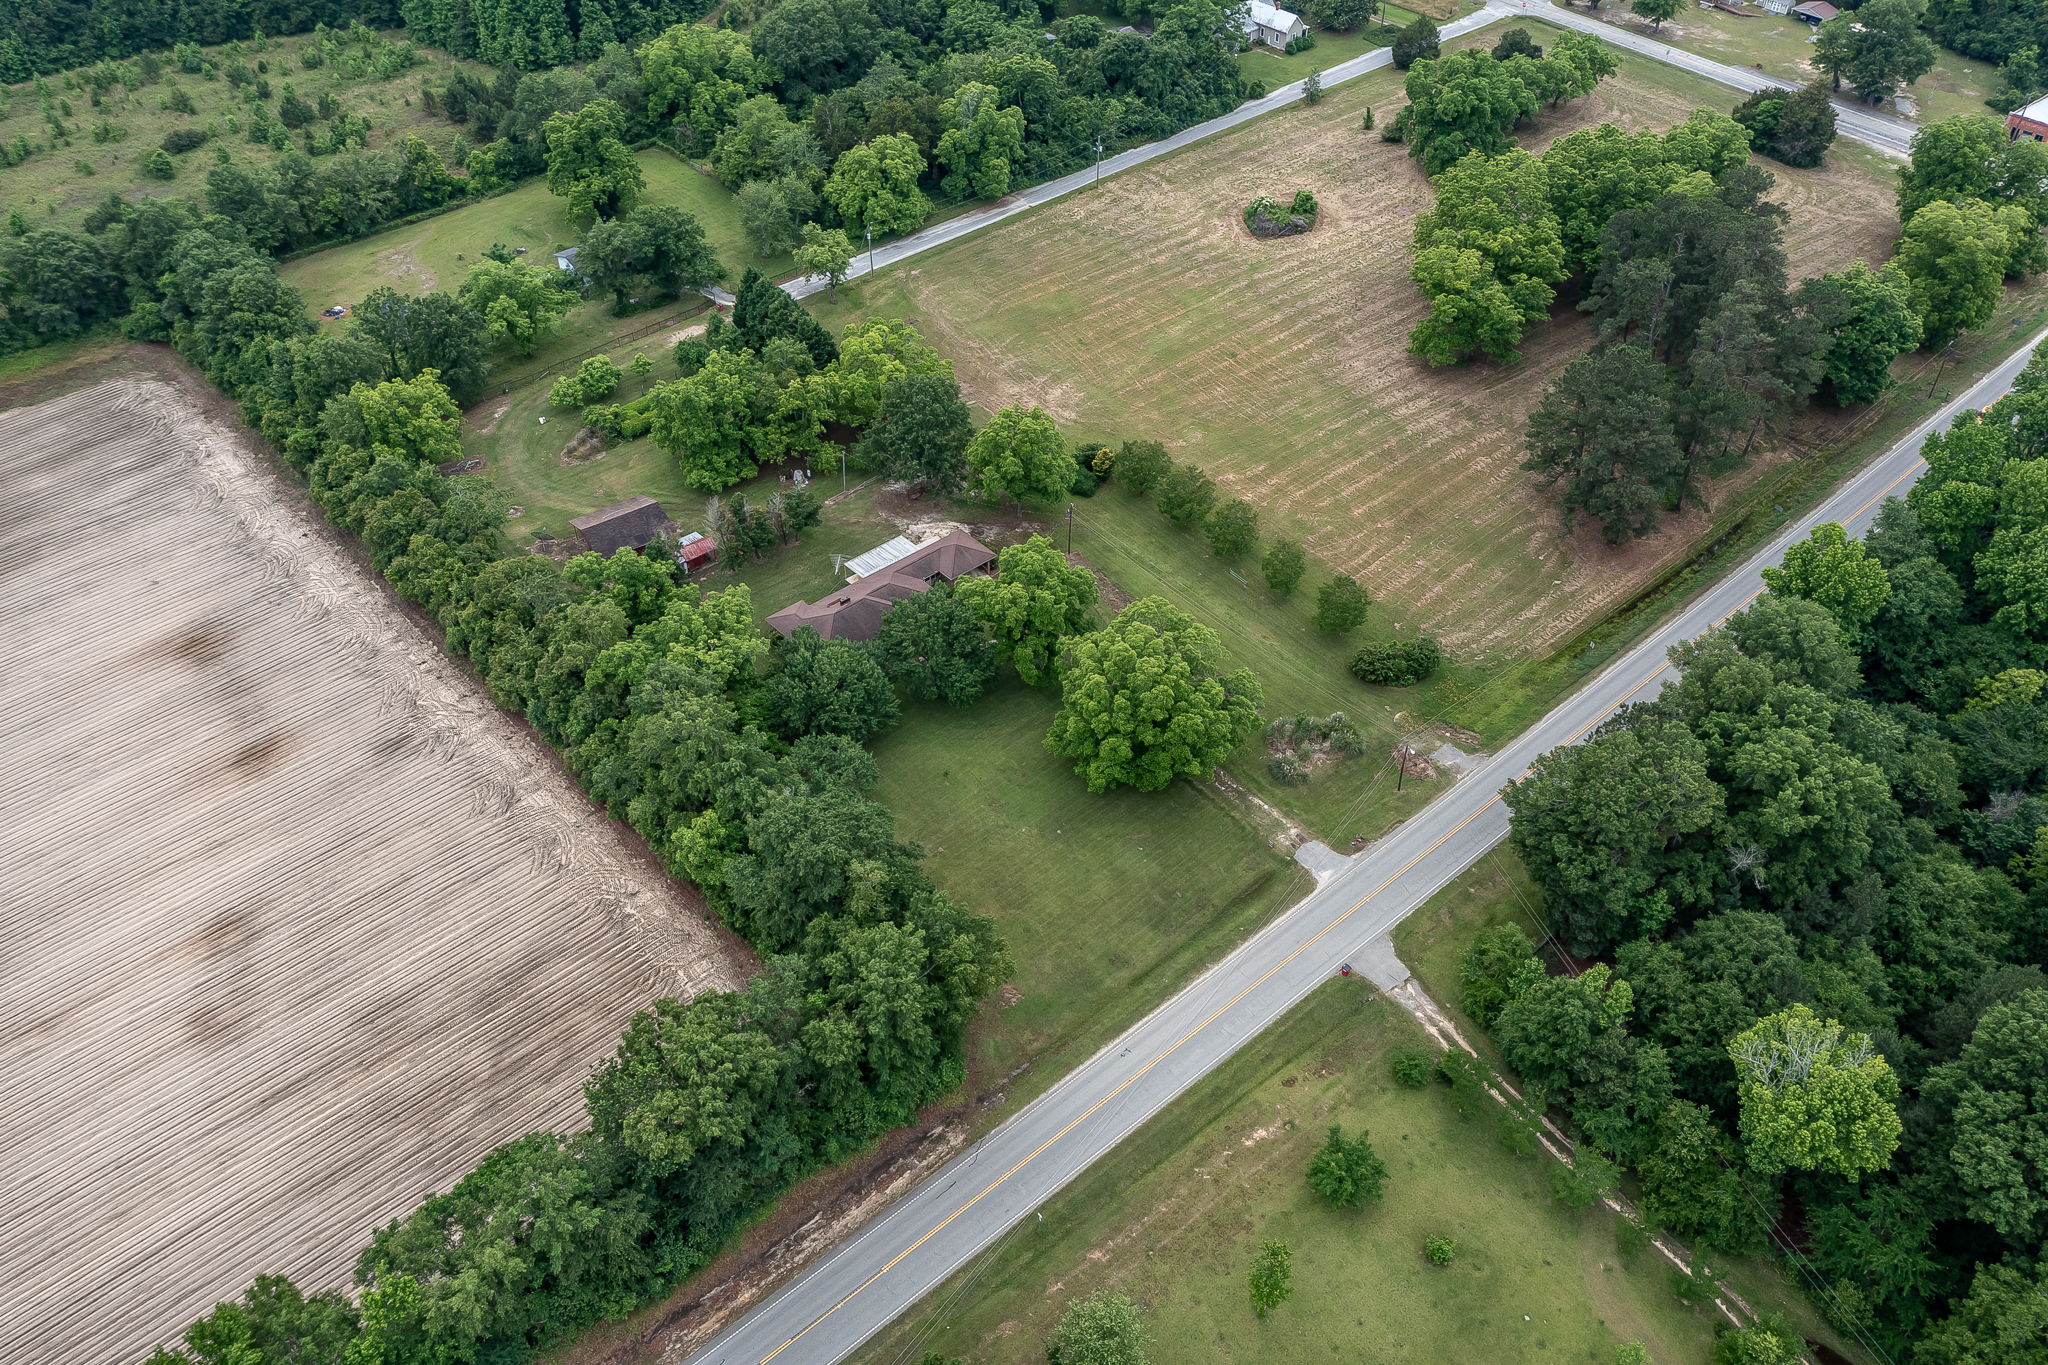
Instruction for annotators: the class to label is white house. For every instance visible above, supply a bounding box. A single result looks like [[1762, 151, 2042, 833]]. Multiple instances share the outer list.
[[1241, 0, 1305, 49]]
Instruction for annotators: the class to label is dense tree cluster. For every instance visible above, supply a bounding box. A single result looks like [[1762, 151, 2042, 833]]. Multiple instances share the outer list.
[[1812, 0, 1938, 106], [1489, 364, 2048, 1356], [1386, 32, 1617, 177], [1406, 108, 1740, 368], [1512, 102, 2048, 543], [1929, 0, 2048, 64], [27, 127, 1013, 1365]]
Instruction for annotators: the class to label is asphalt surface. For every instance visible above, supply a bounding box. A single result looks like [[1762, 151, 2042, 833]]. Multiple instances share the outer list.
[[1523, 0, 1918, 157], [787, 0, 1919, 301], [693, 17, 1993, 1364], [690, 312, 2048, 1364]]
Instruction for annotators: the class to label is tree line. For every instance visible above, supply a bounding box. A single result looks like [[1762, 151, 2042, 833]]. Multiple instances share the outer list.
[[1512, 109, 2046, 544], [1478, 345, 2048, 1362], [22, 130, 1018, 1365]]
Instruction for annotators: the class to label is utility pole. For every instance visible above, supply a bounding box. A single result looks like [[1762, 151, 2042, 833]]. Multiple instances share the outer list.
[[1094, 135, 1104, 185], [865, 225, 875, 279], [1065, 503, 1075, 554]]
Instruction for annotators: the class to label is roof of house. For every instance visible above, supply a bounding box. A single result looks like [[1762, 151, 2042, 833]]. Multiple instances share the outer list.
[[1789, 1, 1839, 16], [570, 495, 673, 556], [676, 531, 718, 564], [767, 531, 997, 643], [2012, 93, 2048, 125], [1243, 0, 1302, 30]]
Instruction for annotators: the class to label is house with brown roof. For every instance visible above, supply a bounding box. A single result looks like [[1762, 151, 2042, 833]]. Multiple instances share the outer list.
[[1789, 0, 1838, 22], [767, 530, 996, 642], [571, 495, 675, 557]]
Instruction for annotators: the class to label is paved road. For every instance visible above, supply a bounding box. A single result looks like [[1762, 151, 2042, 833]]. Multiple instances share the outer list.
[[689, 305, 2048, 1364], [787, 0, 1921, 303], [783, 7, 1511, 301], [1524, 0, 1918, 156], [688, 15, 1985, 1363]]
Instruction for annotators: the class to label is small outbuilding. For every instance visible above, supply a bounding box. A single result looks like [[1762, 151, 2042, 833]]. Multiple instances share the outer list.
[[1790, 0, 1838, 22], [2009, 93, 2048, 141], [571, 495, 675, 557], [767, 529, 996, 643], [1240, 0, 1305, 49], [554, 246, 582, 275], [676, 530, 719, 574]]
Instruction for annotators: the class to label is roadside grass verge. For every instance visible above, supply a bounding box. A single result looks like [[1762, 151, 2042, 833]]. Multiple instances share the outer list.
[[872, 681, 1312, 1093], [854, 978, 1735, 1365], [1390, 850, 1874, 1363]]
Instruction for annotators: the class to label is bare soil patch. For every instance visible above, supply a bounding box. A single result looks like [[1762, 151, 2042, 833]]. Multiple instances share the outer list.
[[0, 379, 749, 1365]]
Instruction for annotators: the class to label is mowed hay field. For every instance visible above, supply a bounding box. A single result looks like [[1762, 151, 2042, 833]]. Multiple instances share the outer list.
[[0, 381, 749, 1365], [813, 28, 1900, 664]]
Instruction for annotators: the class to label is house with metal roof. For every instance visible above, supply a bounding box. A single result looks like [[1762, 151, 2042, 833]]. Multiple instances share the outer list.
[[766, 530, 996, 642], [1241, 0, 1305, 49], [571, 495, 675, 557]]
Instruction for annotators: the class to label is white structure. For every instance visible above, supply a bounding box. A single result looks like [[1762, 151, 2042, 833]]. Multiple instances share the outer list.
[[843, 535, 921, 581], [1241, 0, 1305, 49], [553, 246, 581, 274]]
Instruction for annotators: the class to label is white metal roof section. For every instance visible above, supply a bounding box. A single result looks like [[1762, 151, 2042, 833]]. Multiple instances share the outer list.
[[845, 535, 920, 580], [1244, 0, 1300, 29], [2017, 93, 2048, 124]]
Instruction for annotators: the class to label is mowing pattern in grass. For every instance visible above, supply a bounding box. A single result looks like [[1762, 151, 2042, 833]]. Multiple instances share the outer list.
[[810, 27, 1901, 666], [856, 981, 1727, 1365], [0, 30, 486, 228], [871, 680, 1311, 1086]]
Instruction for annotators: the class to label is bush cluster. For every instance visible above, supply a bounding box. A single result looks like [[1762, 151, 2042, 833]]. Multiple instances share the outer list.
[[1349, 637, 1442, 686]]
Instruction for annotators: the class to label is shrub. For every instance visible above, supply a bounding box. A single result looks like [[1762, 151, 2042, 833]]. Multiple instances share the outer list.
[[1390, 1049, 1432, 1087], [1284, 30, 1318, 54], [140, 146, 175, 178], [1268, 750, 1311, 785], [160, 127, 209, 154], [673, 336, 710, 375], [549, 355, 623, 408], [1243, 194, 1284, 229], [1070, 449, 1100, 496], [1289, 189, 1317, 217], [1425, 1234, 1456, 1266], [1349, 637, 1442, 686]]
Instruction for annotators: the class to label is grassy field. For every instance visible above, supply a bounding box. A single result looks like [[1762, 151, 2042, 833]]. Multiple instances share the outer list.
[[279, 146, 770, 385], [855, 979, 1739, 1365], [1389, 852, 1870, 1362], [806, 24, 1903, 683], [872, 682, 1312, 1090], [0, 28, 486, 230], [1569, 0, 1999, 124]]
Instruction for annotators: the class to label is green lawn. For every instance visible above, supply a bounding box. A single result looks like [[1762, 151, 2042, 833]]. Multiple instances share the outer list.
[[1571, 0, 1999, 123], [872, 681, 1312, 1090], [1389, 852, 1874, 1363], [0, 29, 489, 230], [855, 979, 1736, 1365]]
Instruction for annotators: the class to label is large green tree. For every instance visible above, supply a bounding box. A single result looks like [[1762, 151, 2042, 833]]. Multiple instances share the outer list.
[[1795, 259, 1924, 405], [1898, 113, 2048, 225], [456, 257, 572, 356], [1761, 521, 1894, 642], [1044, 597, 1263, 793], [543, 98, 645, 222], [964, 403, 1073, 504], [1922, 989, 2048, 1242], [577, 204, 723, 312], [855, 371, 974, 493], [870, 584, 997, 706], [825, 134, 930, 237], [1306, 1125, 1389, 1207], [1896, 197, 2029, 347], [1813, 0, 1938, 104], [1521, 343, 1685, 543], [1728, 1004, 1902, 1178], [935, 81, 1026, 200], [954, 533, 1099, 685]]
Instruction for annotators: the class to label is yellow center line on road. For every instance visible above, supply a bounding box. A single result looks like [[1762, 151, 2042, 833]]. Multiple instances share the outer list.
[[755, 452, 1939, 1364]]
